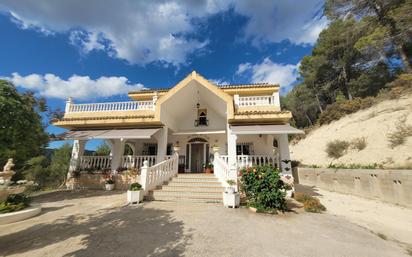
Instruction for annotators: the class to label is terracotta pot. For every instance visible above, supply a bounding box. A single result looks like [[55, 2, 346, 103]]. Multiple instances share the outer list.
[[204, 168, 214, 174]]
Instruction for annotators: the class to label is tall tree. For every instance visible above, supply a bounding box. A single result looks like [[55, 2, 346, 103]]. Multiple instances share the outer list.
[[326, 0, 412, 73], [0, 80, 49, 170]]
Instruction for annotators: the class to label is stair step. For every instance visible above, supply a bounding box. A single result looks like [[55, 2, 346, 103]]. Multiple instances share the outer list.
[[145, 195, 222, 203], [161, 186, 224, 192], [167, 181, 222, 187], [171, 178, 219, 183], [152, 190, 222, 198]]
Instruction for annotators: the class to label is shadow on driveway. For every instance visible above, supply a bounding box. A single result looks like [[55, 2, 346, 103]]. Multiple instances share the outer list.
[[0, 203, 190, 257]]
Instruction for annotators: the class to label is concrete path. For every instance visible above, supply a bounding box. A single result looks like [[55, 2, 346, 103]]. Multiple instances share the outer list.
[[296, 184, 412, 250], [0, 190, 410, 257]]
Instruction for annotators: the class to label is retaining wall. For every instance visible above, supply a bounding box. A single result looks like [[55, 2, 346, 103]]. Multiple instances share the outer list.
[[297, 167, 412, 208], [67, 173, 140, 190]]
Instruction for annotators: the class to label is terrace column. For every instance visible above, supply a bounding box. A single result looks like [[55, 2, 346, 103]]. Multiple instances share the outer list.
[[227, 125, 238, 180], [68, 139, 86, 177], [111, 139, 126, 173], [154, 126, 168, 164], [278, 134, 291, 174]]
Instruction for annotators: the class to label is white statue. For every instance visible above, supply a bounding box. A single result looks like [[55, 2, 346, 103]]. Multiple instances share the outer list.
[[3, 158, 15, 172], [1, 158, 15, 185]]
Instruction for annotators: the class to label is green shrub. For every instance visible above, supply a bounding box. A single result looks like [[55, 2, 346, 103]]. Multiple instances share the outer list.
[[351, 137, 367, 151], [319, 98, 375, 125], [327, 163, 382, 169], [240, 165, 288, 213], [129, 182, 142, 191], [303, 198, 326, 213], [387, 118, 412, 148], [0, 194, 31, 214], [293, 192, 313, 203], [326, 140, 350, 159]]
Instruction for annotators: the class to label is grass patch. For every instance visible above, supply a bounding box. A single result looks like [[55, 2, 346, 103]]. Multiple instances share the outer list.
[[387, 117, 412, 148], [0, 194, 31, 214], [293, 192, 326, 213], [351, 137, 367, 151], [326, 140, 350, 159], [377, 233, 388, 240]]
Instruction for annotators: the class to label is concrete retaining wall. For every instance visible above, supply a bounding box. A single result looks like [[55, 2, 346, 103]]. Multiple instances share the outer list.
[[297, 167, 412, 208], [67, 173, 140, 190]]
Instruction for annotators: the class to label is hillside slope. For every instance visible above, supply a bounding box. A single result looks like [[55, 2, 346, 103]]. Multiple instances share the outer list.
[[290, 94, 412, 168]]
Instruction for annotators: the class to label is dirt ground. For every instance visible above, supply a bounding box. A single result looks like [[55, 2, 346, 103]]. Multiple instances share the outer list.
[[0, 190, 410, 257]]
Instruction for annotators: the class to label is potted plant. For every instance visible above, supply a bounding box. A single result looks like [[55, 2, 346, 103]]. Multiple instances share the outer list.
[[223, 179, 240, 208], [127, 182, 143, 204], [203, 163, 214, 173], [105, 178, 115, 191]]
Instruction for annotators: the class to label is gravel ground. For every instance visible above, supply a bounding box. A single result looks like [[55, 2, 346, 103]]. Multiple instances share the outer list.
[[0, 190, 409, 257]]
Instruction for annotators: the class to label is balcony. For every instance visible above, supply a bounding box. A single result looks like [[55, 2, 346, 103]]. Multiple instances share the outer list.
[[66, 100, 154, 113], [236, 95, 277, 107]]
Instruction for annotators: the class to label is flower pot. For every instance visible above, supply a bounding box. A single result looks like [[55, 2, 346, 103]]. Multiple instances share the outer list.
[[204, 168, 213, 174], [127, 190, 143, 204], [105, 183, 114, 191], [223, 192, 240, 208], [226, 187, 236, 194]]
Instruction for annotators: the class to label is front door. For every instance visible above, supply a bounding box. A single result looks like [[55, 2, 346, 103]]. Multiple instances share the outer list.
[[190, 144, 204, 173]]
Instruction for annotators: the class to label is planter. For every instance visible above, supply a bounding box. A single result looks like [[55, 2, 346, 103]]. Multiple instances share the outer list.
[[127, 190, 144, 204], [223, 192, 240, 208], [204, 168, 214, 174], [0, 204, 41, 225], [105, 183, 115, 191]]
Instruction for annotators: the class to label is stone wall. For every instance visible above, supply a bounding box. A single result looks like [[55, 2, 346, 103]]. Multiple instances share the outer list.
[[67, 173, 140, 190], [297, 167, 412, 208]]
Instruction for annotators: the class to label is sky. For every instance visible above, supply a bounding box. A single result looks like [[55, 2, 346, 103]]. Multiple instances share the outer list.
[[0, 0, 327, 150]]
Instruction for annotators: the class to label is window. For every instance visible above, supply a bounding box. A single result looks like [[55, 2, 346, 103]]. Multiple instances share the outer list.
[[236, 143, 253, 155], [166, 143, 172, 155], [195, 108, 208, 126], [143, 143, 157, 155]]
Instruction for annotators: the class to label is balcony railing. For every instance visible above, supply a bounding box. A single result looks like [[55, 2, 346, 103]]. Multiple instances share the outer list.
[[67, 100, 154, 113], [221, 154, 279, 168], [236, 96, 276, 107]]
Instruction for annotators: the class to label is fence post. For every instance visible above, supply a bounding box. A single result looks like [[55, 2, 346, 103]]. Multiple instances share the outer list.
[[140, 161, 150, 194]]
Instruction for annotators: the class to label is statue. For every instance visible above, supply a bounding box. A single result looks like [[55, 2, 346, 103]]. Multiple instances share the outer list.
[[1, 158, 15, 185]]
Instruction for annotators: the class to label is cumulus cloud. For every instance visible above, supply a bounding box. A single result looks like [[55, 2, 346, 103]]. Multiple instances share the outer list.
[[0, 0, 327, 66], [209, 78, 229, 85], [5, 73, 144, 100], [236, 58, 298, 90], [234, 0, 327, 45]]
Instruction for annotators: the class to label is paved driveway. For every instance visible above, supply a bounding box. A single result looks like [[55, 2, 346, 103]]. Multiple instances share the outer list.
[[0, 190, 409, 257]]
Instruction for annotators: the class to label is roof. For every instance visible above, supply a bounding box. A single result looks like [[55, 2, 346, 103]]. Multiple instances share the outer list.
[[128, 82, 278, 94]]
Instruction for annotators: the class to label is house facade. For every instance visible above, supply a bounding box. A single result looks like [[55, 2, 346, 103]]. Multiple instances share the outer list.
[[54, 71, 302, 194]]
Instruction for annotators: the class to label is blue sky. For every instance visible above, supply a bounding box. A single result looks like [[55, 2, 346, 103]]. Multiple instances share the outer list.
[[0, 1, 327, 150]]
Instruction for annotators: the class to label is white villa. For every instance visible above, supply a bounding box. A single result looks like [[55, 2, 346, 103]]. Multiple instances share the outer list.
[[54, 71, 302, 201]]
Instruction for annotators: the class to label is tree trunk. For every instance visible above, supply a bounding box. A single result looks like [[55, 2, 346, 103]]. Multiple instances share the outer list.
[[341, 66, 353, 100], [304, 112, 313, 126], [399, 44, 412, 73], [315, 93, 324, 113]]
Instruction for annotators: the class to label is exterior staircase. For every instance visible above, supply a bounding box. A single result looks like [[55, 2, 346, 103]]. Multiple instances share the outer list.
[[145, 173, 224, 203]]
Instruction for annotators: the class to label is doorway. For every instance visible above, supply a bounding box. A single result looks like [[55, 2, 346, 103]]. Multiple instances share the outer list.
[[190, 143, 204, 172]]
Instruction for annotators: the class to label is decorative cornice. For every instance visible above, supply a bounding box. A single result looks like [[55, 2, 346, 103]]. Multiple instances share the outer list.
[[55, 114, 155, 122]]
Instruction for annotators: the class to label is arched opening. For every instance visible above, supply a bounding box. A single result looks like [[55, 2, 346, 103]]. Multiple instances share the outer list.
[[186, 137, 209, 173]]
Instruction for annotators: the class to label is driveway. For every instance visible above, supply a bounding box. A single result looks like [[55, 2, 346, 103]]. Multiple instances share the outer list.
[[0, 190, 409, 257]]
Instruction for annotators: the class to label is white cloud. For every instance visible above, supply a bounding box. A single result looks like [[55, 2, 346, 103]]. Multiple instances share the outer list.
[[209, 78, 229, 85], [0, 1, 232, 66], [0, 1, 327, 66], [233, 0, 328, 45], [236, 58, 298, 89], [5, 73, 144, 100]]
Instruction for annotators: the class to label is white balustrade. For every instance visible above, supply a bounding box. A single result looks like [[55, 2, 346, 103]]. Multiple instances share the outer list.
[[237, 95, 275, 107], [121, 155, 157, 169], [79, 156, 112, 170], [220, 155, 279, 169], [67, 100, 154, 113], [213, 153, 237, 187], [140, 153, 179, 193]]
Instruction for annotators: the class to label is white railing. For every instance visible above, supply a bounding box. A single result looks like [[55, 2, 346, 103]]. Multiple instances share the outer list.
[[79, 156, 112, 170], [237, 95, 275, 107], [121, 155, 157, 169], [140, 153, 179, 193], [220, 155, 279, 168], [213, 153, 236, 188], [67, 100, 154, 113]]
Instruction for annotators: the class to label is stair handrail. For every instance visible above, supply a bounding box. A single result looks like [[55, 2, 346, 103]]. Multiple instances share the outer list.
[[140, 153, 179, 194], [213, 152, 237, 189]]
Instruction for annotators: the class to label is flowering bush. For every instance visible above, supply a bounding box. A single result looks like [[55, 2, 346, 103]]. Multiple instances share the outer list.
[[239, 165, 288, 213]]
